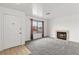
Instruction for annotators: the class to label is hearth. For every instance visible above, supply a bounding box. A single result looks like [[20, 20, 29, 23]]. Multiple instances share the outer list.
[[57, 31, 67, 40]]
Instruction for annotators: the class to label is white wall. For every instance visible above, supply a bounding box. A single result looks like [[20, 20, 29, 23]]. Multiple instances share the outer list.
[[32, 3, 43, 18], [24, 16, 31, 41], [48, 14, 79, 42]]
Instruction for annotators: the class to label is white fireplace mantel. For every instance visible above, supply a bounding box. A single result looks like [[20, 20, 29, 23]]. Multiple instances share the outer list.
[[56, 30, 69, 40]]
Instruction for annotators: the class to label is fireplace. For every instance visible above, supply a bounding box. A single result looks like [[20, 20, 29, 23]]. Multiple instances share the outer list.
[[57, 31, 67, 40]]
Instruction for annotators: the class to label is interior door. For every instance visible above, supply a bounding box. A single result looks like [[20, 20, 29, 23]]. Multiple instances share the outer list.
[[4, 14, 22, 49]]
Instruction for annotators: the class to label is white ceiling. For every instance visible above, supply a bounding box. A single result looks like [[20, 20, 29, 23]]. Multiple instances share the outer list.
[[0, 3, 79, 19], [42, 3, 79, 19]]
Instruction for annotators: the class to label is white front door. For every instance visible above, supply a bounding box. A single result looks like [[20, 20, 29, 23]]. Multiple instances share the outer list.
[[4, 14, 22, 49]]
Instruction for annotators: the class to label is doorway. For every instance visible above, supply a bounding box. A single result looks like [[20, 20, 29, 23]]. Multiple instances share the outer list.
[[31, 19, 44, 40]]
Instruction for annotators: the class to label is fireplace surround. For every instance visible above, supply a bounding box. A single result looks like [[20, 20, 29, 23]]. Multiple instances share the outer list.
[[56, 31, 69, 40]]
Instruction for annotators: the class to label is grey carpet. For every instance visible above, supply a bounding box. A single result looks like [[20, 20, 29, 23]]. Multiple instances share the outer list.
[[26, 38, 79, 55]]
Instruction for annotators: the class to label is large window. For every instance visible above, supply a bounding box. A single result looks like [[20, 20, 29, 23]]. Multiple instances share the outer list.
[[32, 20, 42, 33], [31, 19, 44, 40]]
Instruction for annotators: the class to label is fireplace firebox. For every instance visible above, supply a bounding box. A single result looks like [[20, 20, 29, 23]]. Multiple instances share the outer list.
[[57, 32, 67, 40]]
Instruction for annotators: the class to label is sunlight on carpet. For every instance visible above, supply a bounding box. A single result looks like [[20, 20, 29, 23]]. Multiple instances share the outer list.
[[0, 45, 31, 55]]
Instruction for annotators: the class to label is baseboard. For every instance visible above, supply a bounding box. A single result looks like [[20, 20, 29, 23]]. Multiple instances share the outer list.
[[25, 36, 49, 44]]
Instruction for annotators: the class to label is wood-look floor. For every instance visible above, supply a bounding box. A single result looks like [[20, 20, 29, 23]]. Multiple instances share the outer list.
[[0, 45, 31, 55]]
